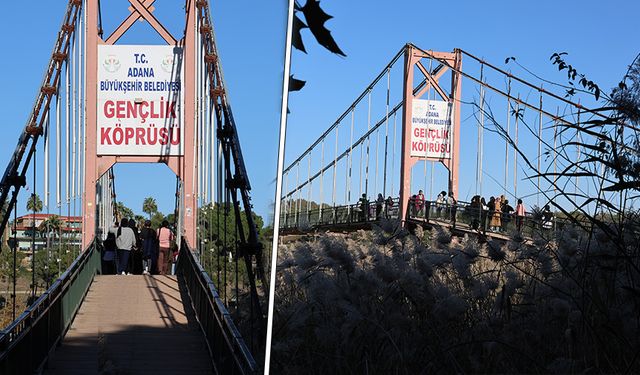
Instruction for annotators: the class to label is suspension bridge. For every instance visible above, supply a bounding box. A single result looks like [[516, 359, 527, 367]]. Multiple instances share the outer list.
[[0, 1, 267, 374], [280, 43, 613, 240]]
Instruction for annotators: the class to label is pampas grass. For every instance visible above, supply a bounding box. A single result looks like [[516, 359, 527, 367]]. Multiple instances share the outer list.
[[272, 220, 640, 374]]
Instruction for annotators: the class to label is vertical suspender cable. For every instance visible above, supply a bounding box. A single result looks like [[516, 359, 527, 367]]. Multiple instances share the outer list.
[[283, 174, 288, 225], [207, 68, 212, 204], [82, 1, 87, 218], [476, 65, 483, 195], [306, 152, 311, 219], [12, 204, 16, 320], [192, 16, 198, 204], [382, 67, 390, 198], [359, 144, 363, 199], [514, 96, 519, 198], [318, 138, 324, 218], [479, 76, 485, 197], [554, 107, 558, 199], [196, 24, 202, 207], [374, 126, 380, 197], [32, 146, 37, 298], [72, 24, 77, 216], [283, 173, 289, 224], [537, 90, 543, 207], [201, 39, 206, 206], [210, 79, 215, 206], [332, 127, 338, 208], [576, 106, 581, 195], [319, 140, 324, 219], [44, 108, 50, 209], [348, 109, 354, 204], [505, 78, 511, 195], [56, 78, 61, 208], [390, 112, 397, 197], [364, 89, 372, 198], [204, 41, 209, 204], [77, 6, 83, 221], [197, 17, 201, 207], [66, 52, 71, 210], [295, 163, 300, 225], [202, 35, 207, 205]]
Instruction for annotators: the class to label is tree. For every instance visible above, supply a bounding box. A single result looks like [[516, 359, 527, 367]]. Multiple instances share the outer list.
[[40, 215, 62, 235], [34, 247, 57, 289], [116, 201, 134, 221], [26, 194, 43, 213], [150, 211, 165, 229], [40, 215, 62, 251], [165, 212, 176, 226], [142, 197, 158, 220], [134, 215, 145, 227]]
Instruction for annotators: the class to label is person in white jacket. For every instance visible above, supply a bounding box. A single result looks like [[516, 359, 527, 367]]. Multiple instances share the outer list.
[[109, 218, 136, 275]]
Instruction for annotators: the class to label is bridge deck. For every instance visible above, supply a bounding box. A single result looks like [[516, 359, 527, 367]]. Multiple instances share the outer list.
[[44, 275, 212, 374]]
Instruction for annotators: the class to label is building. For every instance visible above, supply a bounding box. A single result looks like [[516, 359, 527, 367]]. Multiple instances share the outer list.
[[7, 214, 82, 252]]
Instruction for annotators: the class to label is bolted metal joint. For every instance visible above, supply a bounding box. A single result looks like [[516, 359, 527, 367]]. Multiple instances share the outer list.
[[41, 85, 57, 96], [53, 52, 68, 62], [199, 25, 212, 34], [204, 53, 218, 64], [226, 174, 246, 189], [217, 126, 233, 140], [25, 125, 43, 137], [195, 0, 208, 9], [210, 87, 224, 98], [62, 24, 75, 33], [5, 173, 27, 188]]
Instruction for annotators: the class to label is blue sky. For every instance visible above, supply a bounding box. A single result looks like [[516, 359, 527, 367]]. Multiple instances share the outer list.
[[285, 0, 639, 210], [0, 1, 286, 223]]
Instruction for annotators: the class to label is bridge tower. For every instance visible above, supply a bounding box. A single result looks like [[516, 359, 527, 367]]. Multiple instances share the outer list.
[[83, 0, 198, 249], [399, 45, 462, 222]]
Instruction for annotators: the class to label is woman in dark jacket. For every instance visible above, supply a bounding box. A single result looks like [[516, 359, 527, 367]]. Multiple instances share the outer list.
[[139, 220, 157, 275]]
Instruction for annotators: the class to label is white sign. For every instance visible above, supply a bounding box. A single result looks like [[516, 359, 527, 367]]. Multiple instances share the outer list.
[[410, 99, 453, 159], [97, 45, 184, 155]]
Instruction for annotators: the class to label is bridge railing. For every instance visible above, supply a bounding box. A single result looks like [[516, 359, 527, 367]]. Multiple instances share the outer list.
[[407, 198, 592, 238], [281, 198, 402, 230], [0, 239, 101, 375], [281, 197, 592, 240], [176, 241, 258, 375]]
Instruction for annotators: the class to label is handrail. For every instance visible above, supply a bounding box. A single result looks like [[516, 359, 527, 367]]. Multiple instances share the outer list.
[[280, 197, 592, 238], [176, 241, 258, 375], [0, 239, 101, 374]]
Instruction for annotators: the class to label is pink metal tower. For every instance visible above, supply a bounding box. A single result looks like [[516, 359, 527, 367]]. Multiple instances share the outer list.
[[83, 0, 198, 249], [399, 45, 462, 222]]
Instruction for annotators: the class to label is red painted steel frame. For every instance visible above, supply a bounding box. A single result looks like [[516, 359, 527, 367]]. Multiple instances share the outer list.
[[83, 0, 197, 249], [399, 45, 462, 223]]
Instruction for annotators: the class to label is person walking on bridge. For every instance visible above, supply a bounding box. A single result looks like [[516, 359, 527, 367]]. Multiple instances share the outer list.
[[501, 199, 514, 231], [376, 193, 384, 219], [436, 191, 446, 218], [157, 220, 175, 275], [415, 190, 425, 218], [140, 220, 157, 275], [110, 218, 136, 275], [359, 194, 369, 222], [515, 199, 526, 232], [385, 196, 394, 218]]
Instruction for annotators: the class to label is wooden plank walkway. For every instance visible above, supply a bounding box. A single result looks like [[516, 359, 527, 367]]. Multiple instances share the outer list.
[[44, 275, 213, 375]]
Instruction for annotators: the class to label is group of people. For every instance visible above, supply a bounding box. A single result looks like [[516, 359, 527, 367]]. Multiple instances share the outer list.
[[410, 190, 457, 221], [468, 195, 531, 232], [358, 193, 396, 221], [103, 218, 175, 276]]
